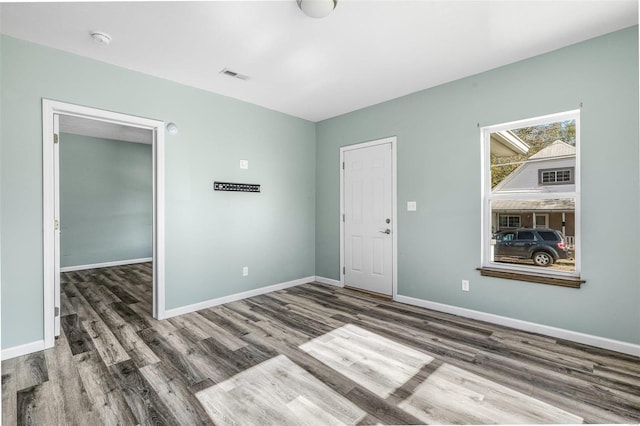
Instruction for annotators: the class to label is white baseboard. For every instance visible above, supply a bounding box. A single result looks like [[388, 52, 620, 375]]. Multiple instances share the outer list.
[[395, 294, 640, 357], [60, 257, 152, 272], [1, 340, 45, 361], [314, 276, 343, 287], [8, 283, 635, 360], [163, 276, 316, 319]]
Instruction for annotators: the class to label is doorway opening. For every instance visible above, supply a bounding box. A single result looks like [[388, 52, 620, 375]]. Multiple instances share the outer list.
[[42, 99, 166, 349], [340, 136, 397, 297]]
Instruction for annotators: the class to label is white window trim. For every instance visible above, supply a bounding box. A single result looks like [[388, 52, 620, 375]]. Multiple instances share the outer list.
[[480, 110, 581, 277]]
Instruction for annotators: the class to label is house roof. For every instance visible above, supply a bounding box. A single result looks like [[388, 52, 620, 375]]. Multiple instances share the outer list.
[[493, 199, 575, 212], [529, 140, 576, 160], [490, 131, 530, 157], [492, 139, 576, 193]]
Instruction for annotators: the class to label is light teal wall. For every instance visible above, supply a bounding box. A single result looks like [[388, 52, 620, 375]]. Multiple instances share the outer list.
[[59, 133, 153, 267], [0, 36, 316, 349], [316, 27, 639, 344], [1, 27, 638, 350]]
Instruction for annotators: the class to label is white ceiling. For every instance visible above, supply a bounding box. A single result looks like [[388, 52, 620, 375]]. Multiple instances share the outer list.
[[1, 1, 637, 122]]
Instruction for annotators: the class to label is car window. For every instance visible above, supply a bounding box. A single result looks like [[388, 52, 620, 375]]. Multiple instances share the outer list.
[[517, 231, 535, 240], [538, 231, 560, 241]]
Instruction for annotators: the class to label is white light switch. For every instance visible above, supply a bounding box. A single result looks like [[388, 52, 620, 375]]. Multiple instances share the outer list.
[[240, 159, 249, 169], [407, 201, 417, 211]]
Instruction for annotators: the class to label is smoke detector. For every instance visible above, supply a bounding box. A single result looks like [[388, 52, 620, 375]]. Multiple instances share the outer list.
[[90, 31, 112, 45]]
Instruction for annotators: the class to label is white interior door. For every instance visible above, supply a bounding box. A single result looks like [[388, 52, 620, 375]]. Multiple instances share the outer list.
[[53, 113, 61, 337], [343, 142, 393, 295]]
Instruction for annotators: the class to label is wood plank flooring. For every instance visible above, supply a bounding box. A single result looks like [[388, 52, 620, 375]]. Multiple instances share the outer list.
[[3, 262, 640, 425]]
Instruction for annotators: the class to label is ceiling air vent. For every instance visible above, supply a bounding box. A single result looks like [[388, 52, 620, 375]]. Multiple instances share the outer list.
[[220, 68, 249, 81]]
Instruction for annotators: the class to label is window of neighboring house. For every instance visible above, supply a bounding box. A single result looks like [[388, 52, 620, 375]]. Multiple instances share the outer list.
[[482, 110, 580, 277], [539, 167, 574, 185], [531, 213, 549, 228], [498, 215, 520, 228]]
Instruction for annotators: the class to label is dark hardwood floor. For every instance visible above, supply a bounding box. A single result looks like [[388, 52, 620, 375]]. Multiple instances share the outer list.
[[2, 263, 640, 424]]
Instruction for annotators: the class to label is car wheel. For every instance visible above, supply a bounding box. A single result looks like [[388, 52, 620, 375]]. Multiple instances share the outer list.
[[533, 251, 553, 267]]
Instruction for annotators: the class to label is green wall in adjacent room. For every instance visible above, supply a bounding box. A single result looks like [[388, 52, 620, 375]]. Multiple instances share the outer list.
[[0, 35, 316, 349], [315, 26, 639, 344], [59, 133, 153, 268]]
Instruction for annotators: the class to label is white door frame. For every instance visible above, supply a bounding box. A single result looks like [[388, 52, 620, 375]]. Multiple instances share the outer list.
[[339, 136, 398, 298], [42, 99, 166, 349]]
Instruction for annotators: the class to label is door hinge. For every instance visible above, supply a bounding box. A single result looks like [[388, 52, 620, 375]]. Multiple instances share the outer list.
[[54, 219, 59, 230], [53, 133, 59, 144], [343, 266, 345, 274], [54, 306, 60, 317], [342, 162, 344, 170], [342, 214, 345, 222]]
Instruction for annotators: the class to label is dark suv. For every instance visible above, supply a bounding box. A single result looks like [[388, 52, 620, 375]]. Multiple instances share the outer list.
[[493, 228, 569, 267]]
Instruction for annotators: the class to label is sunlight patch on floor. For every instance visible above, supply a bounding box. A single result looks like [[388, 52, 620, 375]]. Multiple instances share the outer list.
[[398, 362, 584, 424], [299, 324, 434, 398], [195, 354, 366, 425]]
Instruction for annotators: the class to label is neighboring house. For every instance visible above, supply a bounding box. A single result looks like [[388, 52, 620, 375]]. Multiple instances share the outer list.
[[490, 130, 530, 157], [492, 140, 576, 243]]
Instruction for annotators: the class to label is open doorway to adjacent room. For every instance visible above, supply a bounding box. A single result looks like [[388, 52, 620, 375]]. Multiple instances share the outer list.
[[42, 100, 166, 349]]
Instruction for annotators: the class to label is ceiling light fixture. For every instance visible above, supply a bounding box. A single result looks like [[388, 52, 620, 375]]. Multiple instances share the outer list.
[[90, 31, 112, 45], [297, 0, 337, 19], [166, 122, 179, 135]]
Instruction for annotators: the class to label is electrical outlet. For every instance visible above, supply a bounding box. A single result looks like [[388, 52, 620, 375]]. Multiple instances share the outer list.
[[240, 159, 249, 169], [462, 280, 470, 292], [242, 266, 249, 276]]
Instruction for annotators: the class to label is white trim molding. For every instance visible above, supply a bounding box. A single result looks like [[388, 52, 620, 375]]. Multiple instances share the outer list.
[[42, 99, 167, 348], [395, 294, 640, 357], [163, 276, 315, 319], [60, 257, 153, 273], [1, 340, 46, 361], [314, 276, 343, 287]]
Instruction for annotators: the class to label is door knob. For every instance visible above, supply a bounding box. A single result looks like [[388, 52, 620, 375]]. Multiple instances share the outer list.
[[379, 229, 391, 234]]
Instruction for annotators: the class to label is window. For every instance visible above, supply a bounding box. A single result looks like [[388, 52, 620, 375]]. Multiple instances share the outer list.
[[498, 215, 520, 228], [496, 232, 515, 242], [482, 110, 580, 277], [516, 231, 535, 240], [533, 213, 549, 228], [537, 231, 559, 241], [539, 167, 574, 185]]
